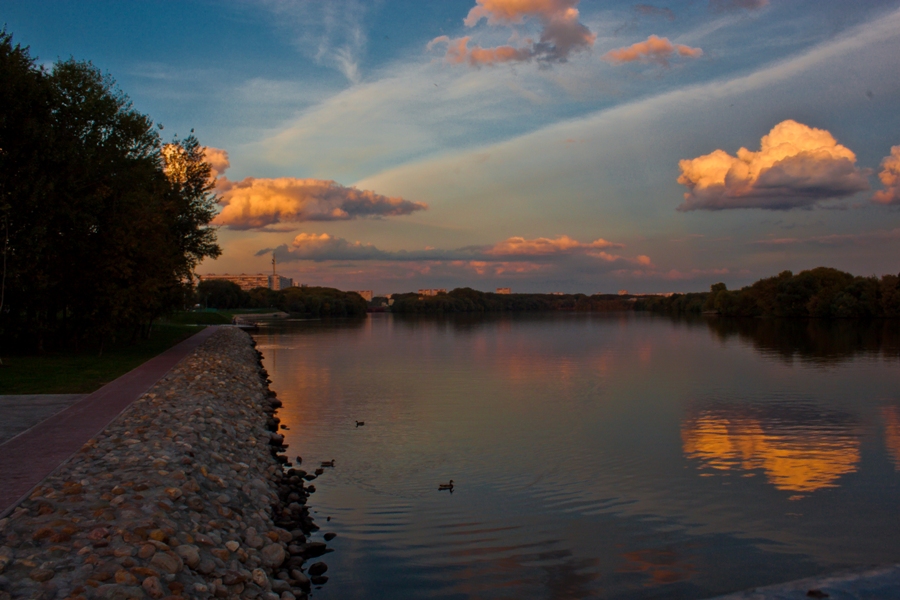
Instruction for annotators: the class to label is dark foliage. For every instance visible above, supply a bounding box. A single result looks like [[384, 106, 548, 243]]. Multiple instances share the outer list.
[[637, 267, 900, 318], [197, 280, 246, 310], [0, 32, 220, 352], [390, 288, 631, 313]]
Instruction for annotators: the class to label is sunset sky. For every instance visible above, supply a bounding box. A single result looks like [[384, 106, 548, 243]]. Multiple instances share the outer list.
[[6, 0, 900, 293]]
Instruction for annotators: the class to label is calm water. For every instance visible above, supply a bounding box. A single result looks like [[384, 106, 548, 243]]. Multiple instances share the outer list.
[[254, 313, 900, 599]]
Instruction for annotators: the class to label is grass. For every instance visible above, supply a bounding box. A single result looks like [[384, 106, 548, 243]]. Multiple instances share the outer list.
[[0, 323, 204, 394], [163, 308, 280, 325]]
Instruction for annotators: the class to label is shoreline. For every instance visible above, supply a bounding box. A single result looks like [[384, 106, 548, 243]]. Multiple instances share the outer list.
[[0, 328, 330, 600]]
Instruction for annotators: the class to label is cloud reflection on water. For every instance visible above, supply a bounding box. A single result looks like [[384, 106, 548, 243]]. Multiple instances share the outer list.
[[682, 407, 860, 493]]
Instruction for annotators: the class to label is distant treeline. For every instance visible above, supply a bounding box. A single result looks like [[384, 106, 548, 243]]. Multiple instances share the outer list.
[[637, 267, 900, 318], [197, 280, 367, 318], [390, 288, 631, 313]]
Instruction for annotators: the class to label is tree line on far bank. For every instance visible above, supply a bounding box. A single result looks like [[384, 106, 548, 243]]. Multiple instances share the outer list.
[[390, 288, 631, 313], [0, 32, 220, 353], [637, 267, 900, 318], [196, 280, 367, 318]]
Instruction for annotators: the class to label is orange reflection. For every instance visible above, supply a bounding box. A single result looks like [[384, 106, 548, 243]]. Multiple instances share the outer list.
[[618, 548, 695, 584], [682, 412, 859, 493], [882, 406, 900, 470]]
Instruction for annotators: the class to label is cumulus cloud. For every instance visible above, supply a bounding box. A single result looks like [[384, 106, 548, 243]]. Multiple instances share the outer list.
[[204, 151, 426, 231], [214, 178, 427, 230], [677, 120, 871, 211], [428, 0, 596, 66], [203, 147, 231, 180], [872, 146, 900, 205], [261, 233, 648, 268], [602, 35, 702, 66]]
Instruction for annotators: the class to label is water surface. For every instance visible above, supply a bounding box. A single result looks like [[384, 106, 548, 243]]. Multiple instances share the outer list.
[[255, 313, 900, 599]]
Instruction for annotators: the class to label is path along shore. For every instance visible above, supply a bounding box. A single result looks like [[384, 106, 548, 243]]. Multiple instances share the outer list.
[[0, 328, 326, 600]]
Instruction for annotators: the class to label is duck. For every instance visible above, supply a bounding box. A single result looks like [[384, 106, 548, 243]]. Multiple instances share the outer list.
[[438, 480, 454, 491], [321, 459, 335, 468], [355, 420, 365, 427]]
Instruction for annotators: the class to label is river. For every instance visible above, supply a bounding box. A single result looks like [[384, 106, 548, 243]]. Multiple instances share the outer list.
[[255, 313, 900, 599]]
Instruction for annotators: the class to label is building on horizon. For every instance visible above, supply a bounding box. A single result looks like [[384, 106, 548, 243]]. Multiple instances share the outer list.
[[496, 287, 511, 294], [353, 290, 374, 302], [198, 273, 296, 291], [418, 289, 447, 296]]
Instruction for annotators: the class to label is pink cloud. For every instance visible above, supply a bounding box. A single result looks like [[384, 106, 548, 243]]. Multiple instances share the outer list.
[[677, 120, 870, 211], [487, 235, 623, 256], [203, 146, 231, 180], [204, 152, 426, 230], [214, 178, 426, 230], [872, 145, 900, 205], [429, 0, 595, 66], [602, 35, 702, 66], [262, 233, 649, 269]]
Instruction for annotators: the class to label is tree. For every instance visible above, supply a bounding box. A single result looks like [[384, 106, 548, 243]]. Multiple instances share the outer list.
[[0, 33, 220, 351]]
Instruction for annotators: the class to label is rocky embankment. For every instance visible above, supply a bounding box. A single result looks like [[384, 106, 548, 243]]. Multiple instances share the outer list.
[[0, 328, 330, 600]]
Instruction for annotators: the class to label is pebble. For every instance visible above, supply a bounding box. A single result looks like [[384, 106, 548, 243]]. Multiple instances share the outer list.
[[0, 329, 331, 599]]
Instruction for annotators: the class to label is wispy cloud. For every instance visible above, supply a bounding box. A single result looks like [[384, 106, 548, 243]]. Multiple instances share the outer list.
[[260, 233, 649, 267], [255, 0, 369, 83], [710, 0, 768, 13], [752, 228, 900, 247], [634, 4, 676, 21], [677, 120, 870, 211]]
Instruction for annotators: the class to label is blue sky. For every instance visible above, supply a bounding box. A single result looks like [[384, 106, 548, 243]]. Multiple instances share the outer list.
[[5, 0, 900, 293]]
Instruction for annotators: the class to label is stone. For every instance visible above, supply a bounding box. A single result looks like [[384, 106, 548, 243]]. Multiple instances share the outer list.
[[260, 544, 285, 568], [252, 568, 269, 588], [225, 541, 240, 552], [301, 542, 327, 559], [150, 551, 183, 574], [29, 567, 54, 582], [280, 592, 296, 600], [197, 557, 216, 574], [114, 570, 138, 585], [307, 562, 327, 577], [271, 580, 290, 593], [310, 575, 328, 586], [290, 570, 310, 591], [142, 575, 165, 598], [323, 533, 336, 541], [173, 545, 200, 569], [224, 570, 246, 585]]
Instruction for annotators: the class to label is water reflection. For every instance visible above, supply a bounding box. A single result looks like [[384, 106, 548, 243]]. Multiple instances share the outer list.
[[256, 313, 900, 599], [882, 406, 900, 470], [704, 318, 900, 365], [618, 548, 695, 585], [682, 405, 860, 493]]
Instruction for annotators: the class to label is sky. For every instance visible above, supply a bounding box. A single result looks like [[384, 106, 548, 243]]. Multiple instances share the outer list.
[[4, 0, 900, 294]]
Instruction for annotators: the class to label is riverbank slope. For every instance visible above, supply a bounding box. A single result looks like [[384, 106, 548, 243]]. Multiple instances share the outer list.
[[0, 328, 322, 600]]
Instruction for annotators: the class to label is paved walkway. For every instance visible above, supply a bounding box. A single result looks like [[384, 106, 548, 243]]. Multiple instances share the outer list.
[[0, 394, 86, 444], [0, 326, 220, 518]]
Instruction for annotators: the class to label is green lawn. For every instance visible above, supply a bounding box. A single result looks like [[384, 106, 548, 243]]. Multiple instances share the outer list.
[[0, 324, 204, 394]]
